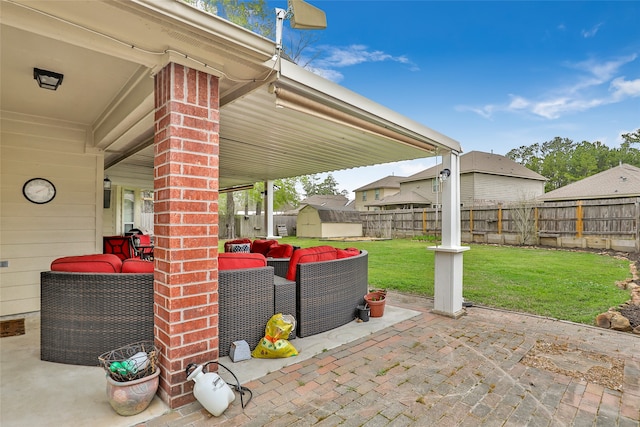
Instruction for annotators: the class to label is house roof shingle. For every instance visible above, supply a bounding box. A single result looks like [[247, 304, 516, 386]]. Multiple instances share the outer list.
[[354, 175, 405, 192], [401, 151, 546, 183], [539, 164, 640, 201]]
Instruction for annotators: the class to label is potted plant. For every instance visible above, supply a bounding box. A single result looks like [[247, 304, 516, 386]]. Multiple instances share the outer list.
[[364, 289, 387, 317], [98, 341, 161, 416]]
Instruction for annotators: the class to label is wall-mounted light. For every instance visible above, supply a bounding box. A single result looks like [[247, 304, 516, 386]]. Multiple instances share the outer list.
[[33, 68, 64, 91], [439, 168, 451, 182], [103, 177, 112, 209]]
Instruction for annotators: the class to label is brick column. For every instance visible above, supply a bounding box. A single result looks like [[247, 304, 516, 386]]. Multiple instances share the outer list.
[[153, 63, 220, 408]]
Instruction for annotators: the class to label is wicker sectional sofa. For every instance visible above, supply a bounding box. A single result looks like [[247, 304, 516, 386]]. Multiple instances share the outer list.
[[41, 245, 367, 365], [40, 253, 295, 365]]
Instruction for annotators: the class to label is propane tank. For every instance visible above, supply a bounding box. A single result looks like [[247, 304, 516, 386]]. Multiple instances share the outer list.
[[186, 364, 235, 416]]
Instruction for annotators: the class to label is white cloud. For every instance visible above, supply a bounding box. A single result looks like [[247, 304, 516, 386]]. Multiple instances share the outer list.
[[581, 23, 603, 38], [301, 44, 418, 81], [463, 54, 639, 120], [610, 77, 640, 99]]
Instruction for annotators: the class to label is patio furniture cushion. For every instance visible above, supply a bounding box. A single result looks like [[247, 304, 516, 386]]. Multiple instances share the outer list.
[[337, 247, 360, 259], [228, 243, 251, 253], [224, 238, 252, 252], [121, 259, 154, 273], [285, 246, 338, 281], [103, 236, 136, 260], [51, 254, 122, 273], [251, 239, 277, 256], [266, 244, 294, 258], [219, 253, 267, 270]]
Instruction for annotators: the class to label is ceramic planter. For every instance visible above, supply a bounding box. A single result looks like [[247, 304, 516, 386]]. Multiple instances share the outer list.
[[105, 367, 160, 416]]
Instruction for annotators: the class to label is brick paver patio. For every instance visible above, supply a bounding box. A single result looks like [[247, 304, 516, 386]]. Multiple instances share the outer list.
[[139, 292, 640, 427]]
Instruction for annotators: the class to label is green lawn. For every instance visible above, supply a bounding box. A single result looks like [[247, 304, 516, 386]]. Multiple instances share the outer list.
[[238, 237, 631, 325]]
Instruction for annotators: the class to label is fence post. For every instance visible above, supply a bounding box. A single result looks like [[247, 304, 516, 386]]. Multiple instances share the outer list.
[[498, 204, 502, 235], [576, 200, 583, 238]]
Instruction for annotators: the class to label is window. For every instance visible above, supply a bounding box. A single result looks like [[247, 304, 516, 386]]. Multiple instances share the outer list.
[[432, 178, 441, 193], [374, 189, 380, 200], [362, 191, 367, 201], [123, 189, 135, 233]]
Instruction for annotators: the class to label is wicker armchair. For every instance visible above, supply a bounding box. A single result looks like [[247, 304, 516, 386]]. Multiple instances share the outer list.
[[295, 250, 369, 337], [40, 271, 154, 366]]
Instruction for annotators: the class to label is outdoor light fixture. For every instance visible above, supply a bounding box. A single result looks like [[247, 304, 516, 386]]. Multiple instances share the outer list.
[[439, 168, 451, 182], [103, 177, 112, 209], [33, 68, 64, 90], [275, 0, 326, 51]]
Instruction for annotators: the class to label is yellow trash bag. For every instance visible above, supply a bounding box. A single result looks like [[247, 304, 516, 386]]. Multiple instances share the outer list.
[[251, 313, 298, 359]]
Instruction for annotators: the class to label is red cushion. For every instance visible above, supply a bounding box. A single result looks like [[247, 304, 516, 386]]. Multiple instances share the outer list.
[[285, 246, 338, 281], [121, 259, 154, 273], [251, 239, 277, 256], [337, 247, 360, 259], [218, 253, 267, 270], [266, 244, 294, 258], [224, 238, 252, 252], [51, 254, 122, 273]]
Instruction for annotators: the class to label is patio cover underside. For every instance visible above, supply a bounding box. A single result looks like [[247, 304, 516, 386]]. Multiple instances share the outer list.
[[1, 0, 461, 188]]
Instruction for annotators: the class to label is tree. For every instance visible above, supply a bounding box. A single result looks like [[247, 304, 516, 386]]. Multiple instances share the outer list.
[[507, 129, 640, 192], [182, 0, 274, 38], [300, 173, 347, 197]]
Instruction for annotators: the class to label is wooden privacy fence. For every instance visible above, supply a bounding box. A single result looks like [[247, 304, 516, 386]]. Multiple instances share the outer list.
[[361, 197, 640, 252]]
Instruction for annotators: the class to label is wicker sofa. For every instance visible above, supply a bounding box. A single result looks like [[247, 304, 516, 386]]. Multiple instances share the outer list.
[[41, 253, 296, 365], [41, 254, 155, 366]]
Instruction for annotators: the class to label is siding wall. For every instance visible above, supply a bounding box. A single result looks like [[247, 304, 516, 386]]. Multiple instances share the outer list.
[[0, 113, 103, 316], [469, 173, 544, 205]]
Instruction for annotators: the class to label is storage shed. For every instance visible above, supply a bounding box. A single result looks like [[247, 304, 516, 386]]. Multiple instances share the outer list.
[[297, 205, 363, 238]]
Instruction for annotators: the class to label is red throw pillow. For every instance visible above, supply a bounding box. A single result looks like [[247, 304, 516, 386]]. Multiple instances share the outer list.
[[219, 253, 267, 270], [51, 254, 122, 273], [224, 238, 252, 252], [285, 246, 337, 281], [337, 247, 360, 259], [266, 244, 294, 258], [121, 259, 154, 273], [252, 239, 277, 256]]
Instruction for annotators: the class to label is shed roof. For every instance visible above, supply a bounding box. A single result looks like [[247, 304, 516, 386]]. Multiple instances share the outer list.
[[302, 204, 362, 223], [539, 164, 640, 201]]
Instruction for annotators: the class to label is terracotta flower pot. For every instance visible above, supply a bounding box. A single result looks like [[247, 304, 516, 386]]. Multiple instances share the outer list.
[[106, 367, 160, 416], [364, 292, 386, 317]]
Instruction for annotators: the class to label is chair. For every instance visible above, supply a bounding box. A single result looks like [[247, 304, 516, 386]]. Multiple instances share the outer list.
[[133, 234, 154, 260], [103, 236, 136, 260]]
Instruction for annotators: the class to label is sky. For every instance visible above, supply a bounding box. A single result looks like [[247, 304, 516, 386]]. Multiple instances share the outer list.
[[272, 0, 640, 196]]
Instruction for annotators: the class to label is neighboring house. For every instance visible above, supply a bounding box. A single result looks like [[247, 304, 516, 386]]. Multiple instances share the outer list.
[[353, 175, 405, 211], [538, 164, 640, 202], [365, 151, 546, 210], [297, 205, 362, 238]]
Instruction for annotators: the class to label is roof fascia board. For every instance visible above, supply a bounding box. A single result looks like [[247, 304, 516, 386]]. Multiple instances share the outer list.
[[277, 60, 462, 154], [127, 0, 274, 63]]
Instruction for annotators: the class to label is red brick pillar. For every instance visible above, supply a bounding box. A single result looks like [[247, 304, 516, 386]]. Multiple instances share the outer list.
[[153, 63, 220, 409]]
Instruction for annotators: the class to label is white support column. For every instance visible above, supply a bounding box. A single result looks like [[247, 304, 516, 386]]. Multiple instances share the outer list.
[[428, 151, 469, 318], [265, 180, 277, 239]]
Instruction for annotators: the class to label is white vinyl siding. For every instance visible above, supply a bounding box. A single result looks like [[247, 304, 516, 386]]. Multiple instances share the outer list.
[[0, 113, 103, 315]]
